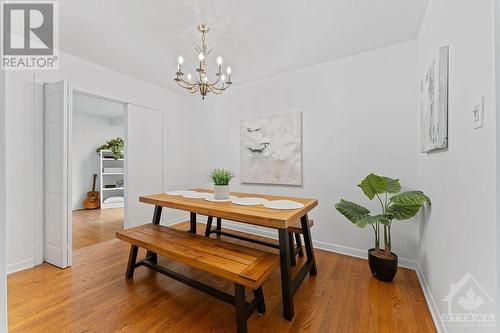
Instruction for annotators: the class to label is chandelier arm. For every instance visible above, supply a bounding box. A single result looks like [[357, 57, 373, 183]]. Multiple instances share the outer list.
[[188, 85, 200, 94], [175, 79, 196, 90], [208, 85, 228, 94], [177, 75, 198, 88]]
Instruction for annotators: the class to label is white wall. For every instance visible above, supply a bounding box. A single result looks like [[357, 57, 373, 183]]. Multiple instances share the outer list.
[[417, 0, 497, 332], [72, 113, 124, 210], [189, 41, 420, 264], [0, 68, 7, 331], [5, 51, 192, 273]]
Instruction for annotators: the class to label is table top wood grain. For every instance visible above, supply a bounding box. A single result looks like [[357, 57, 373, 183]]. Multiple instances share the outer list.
[[139, 189, 318, 229]]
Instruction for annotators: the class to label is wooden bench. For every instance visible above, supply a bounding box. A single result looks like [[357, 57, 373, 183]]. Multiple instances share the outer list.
[[205, 218, 315, 266], [116, 224, 279, 333]]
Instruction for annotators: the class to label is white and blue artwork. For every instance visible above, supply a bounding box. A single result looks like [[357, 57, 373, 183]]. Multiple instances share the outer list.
[[240, 112, 302, 185]]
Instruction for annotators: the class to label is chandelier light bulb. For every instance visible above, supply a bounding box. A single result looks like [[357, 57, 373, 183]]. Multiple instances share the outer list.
[[198, 53, 205, 61], [187, 73, 192, 81], [216, 56, 223, 65], [221, 74, 226, 82], [203, 76, 209, 83], [177, 55, 184, 65], [226, 66, 232, 75]]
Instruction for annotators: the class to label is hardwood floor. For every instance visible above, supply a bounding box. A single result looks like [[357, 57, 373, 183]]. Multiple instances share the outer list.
[[8, 222, 436, 333], [72, 208, 123, 250]]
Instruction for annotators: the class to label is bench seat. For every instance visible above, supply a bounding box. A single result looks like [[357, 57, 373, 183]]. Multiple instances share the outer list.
[[117, 223, 278, 289]]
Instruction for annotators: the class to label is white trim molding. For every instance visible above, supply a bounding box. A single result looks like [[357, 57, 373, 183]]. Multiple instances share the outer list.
[[415, 263, 447, 333], [7, 258, 35, 275]]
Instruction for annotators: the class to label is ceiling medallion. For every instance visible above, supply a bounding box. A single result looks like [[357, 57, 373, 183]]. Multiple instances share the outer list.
[[174, 24, 232, 100]]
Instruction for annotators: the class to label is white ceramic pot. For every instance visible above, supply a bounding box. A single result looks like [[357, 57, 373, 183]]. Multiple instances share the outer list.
[[213, 185, 230, 200]]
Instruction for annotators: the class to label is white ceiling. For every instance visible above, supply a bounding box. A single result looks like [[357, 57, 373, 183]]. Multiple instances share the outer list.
[[73, 93, 124, 119], [59, 0, 428, 92]]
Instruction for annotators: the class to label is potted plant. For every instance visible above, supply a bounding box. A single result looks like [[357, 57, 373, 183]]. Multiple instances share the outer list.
[[335, 173, 430, 282], [96, 137, 124, 160], [209, 168, 234, 200]]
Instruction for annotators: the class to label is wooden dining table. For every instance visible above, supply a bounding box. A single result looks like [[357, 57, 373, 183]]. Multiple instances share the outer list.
[[139, 189, 318, 320]]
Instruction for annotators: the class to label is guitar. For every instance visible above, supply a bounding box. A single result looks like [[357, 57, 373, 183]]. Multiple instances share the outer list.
[[83, 174, 100, 210]]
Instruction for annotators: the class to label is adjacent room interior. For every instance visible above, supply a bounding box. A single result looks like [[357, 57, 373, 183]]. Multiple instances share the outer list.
[[1, 0, 499, 333], [72, 92, 125, 251]]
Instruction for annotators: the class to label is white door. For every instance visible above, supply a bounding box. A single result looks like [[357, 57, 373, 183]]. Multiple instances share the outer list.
[[124, 104, 163, 228], [44, 80, 72, 268]]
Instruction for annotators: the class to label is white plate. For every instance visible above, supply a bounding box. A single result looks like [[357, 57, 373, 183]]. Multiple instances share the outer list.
[[204, 195, 238, 203], [232, 197, 268, 206], [166, 190, 197, 196], [182, 192, 212, 199], [263, 200, 304, 210]]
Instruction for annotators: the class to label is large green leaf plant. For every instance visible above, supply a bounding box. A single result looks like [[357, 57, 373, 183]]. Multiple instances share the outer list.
[[335, 173, 430, 258]]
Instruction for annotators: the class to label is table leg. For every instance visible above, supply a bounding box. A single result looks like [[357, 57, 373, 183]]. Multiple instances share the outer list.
[[295, 233, 304, 257], [216, 218, 222, 238], [146, 206, 162, 264], [190, 212, 197, 234], [204, 216, 213, 237], [301, 214, 317, 275], [288, 232, 297, 267], [278, 228, 294, 320]]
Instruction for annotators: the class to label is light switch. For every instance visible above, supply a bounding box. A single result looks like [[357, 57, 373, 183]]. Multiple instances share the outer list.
[[472, 96, 484, 129]]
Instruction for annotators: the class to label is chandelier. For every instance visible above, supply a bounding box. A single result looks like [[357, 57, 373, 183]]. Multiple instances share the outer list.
[[174, 24, 232, 100]]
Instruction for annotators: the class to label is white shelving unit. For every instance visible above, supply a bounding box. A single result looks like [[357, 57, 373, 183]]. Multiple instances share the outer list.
[[99, 150, 125, 209]]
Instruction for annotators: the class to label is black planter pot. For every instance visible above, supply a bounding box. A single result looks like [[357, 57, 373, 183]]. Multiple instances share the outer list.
[[368, 248, 398, 282]]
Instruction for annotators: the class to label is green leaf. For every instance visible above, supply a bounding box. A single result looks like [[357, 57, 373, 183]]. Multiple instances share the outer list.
[[383, 177, 401, 194], [386, 204, 421, 220], [355, 214, 390, 228], [335, 199, 370, 223], [357, 173, 388, 200], [390, 191, 430, 207]]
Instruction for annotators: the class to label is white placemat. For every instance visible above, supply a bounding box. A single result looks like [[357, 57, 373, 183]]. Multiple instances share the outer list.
[[166, 190, 197, 196], [204, 194, 238, 203], [231, 197, 268, 206], [182, 191, 212, 199], [263, 200, 304, 210]]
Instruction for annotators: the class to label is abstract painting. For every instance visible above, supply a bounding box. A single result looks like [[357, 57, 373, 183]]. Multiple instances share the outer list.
[[240, 112, 302, 185], [421, 45, 449, 152]]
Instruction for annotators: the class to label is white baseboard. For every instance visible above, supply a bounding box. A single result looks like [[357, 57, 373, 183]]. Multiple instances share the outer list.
[[415, 263, 447, 333], [7, 258, 34, 275]]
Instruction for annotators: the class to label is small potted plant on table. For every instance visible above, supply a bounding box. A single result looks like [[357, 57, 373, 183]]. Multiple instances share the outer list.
[[210, 168, 234, 200], [335, 173, 430, 282]]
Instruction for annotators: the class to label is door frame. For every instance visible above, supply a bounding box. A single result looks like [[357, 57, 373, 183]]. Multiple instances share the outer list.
[[35, 87, 129, 266], [35, 84, 167, 267]]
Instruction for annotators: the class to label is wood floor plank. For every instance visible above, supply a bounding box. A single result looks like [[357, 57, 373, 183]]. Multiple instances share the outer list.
[[8, 222, 436, 333], [72, 208, 123, 250]]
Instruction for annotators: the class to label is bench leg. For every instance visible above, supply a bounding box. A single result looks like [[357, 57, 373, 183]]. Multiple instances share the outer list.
[[190, 212, 197, 234], [295, 233, 304, 257], [288, 232, 297, 267], [234, 284, 248, 333], [204, 216, 213, 237], [301, 214, 317, 276], [126, 245, 138, 279], [146, 205, 162, 264], [253, 287, 266, 315], [278, 228, 294, 320], [216, 218, 222, 238]]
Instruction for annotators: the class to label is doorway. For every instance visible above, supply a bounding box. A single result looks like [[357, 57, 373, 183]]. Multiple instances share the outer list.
[[42, 80, 165, 268], [72, 92, 126, 251]]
